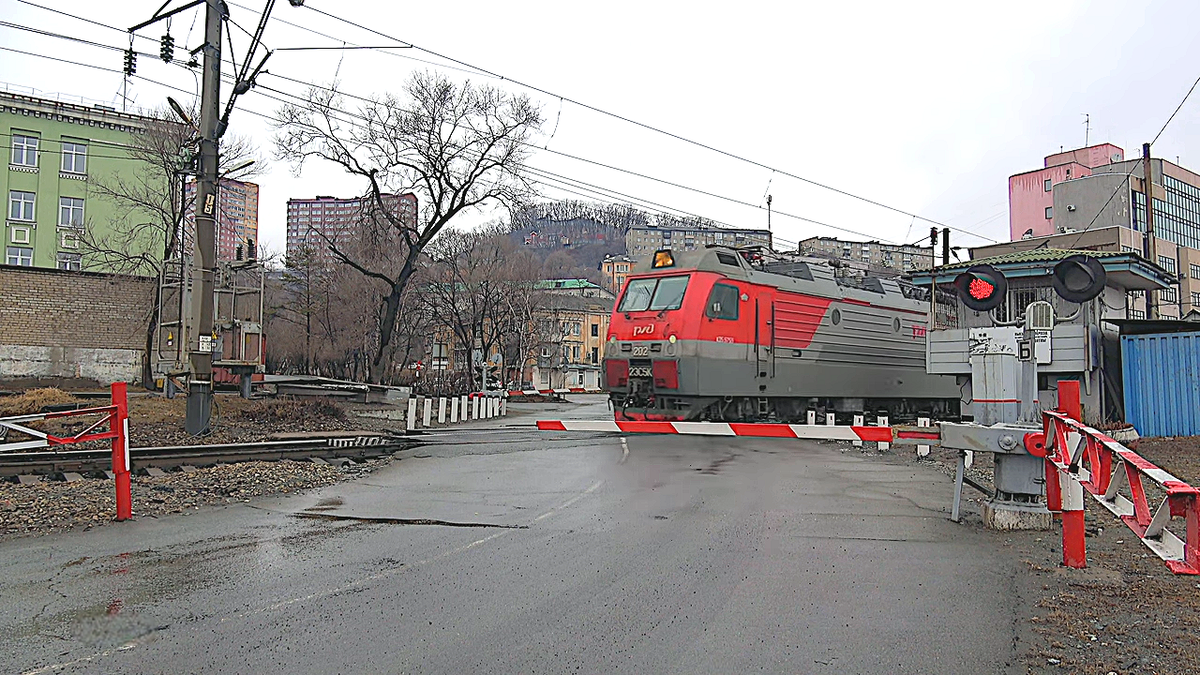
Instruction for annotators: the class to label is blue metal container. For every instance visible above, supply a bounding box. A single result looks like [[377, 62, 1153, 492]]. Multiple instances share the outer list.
[[1122, 331, 1200, 437]]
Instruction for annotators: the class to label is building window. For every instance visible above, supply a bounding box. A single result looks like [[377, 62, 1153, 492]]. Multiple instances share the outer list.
[[8, 191, 35, 221], [1161, 287, 1178, 303], [590, 347, 598, 364], [11, 135, 38, 167], [1192, 292, 1200, 306], [572, 345, 580, 360], [1130, 309, 1145, 320], [1044, 178, 1052, 192], [590, 323, 599, 337], [61, 142, 87, 174], [59, 197, 84, 227], [1045, 206, 1053, 219], [1158, 255, 1177, 275], [56, 252, 81, 271], [1191, 263, 1200, 280], [5, 246, 33, 266]]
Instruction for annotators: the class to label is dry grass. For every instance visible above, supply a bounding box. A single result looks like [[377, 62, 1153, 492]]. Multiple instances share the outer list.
[[239, 397, 346, 424], [0, 388, 87, 417]]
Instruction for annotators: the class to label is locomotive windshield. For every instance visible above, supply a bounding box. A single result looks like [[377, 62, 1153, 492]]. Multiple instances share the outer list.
[[618, 275, 690, 312]]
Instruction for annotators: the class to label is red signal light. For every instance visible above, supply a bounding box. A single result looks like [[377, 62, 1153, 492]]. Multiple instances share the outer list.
[[953, 264, 1007, 312], [968, 277, 995, 301]]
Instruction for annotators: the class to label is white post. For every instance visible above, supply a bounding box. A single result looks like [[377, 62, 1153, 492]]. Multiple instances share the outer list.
[[461, 395, 468, 420], [450, 397, 459, 423], [852, 414, 864, 447], [965, 450, 974, 469], [917, 417, 931, 457], [806, 409, 816, 426], [826, 412, 835, 427], [422, 397, 432, 428], [489, 397, 496, 418], [877, 414, 890, 452], [407, 397, 417, 431], [500, 396, 507, 416], [438, 397, 446, 424], [473, 396, 480, 420]]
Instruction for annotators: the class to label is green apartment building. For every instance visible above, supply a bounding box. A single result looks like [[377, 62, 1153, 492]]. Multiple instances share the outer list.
[[3, 91, 155, 271]]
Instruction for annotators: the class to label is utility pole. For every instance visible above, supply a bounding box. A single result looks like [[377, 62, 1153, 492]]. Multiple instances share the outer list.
[[134, 0, 278, 434], [1143, 142, 1160, 320], [942, 228, 950, 266], [766, 194, 773, 233], [178, 0, 223, 435]]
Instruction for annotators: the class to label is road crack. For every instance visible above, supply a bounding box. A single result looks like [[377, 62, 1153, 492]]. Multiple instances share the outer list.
[[292, 513, 527, 529]]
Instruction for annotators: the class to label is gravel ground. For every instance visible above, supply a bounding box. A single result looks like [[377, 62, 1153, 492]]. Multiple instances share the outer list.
[[0, 457, 393, 542]]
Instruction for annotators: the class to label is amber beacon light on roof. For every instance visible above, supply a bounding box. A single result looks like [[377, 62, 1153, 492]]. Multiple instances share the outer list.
[[651, 250, 676, 269]]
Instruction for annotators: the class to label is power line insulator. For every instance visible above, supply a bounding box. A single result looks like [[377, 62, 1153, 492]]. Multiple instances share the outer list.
[[123, 48, 137, 76], [160, 34, 175, 62]]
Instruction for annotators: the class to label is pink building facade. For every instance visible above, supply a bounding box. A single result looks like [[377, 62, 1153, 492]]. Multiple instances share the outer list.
[[1008, 143, 1124, 240]]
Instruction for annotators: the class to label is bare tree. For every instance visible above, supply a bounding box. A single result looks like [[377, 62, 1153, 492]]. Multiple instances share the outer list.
[[79, 109, 259, 387], [273, 71, 544, 383], [422, 226, 541, 389]]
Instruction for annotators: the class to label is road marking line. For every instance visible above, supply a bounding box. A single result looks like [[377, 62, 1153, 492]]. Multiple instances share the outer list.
[[533, 480, 604, 522]]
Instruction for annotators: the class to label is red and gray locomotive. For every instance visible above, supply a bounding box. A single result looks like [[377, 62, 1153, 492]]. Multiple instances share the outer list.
[[602, 247, 961, 422]]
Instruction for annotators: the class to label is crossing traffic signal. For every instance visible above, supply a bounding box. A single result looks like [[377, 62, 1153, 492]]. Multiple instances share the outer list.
[[1052, 254, 1107, 303], [953, 264, 1008, 312]]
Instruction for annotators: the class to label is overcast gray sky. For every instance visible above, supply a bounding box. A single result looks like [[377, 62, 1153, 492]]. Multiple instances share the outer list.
[[4, 0, 1199, 258]]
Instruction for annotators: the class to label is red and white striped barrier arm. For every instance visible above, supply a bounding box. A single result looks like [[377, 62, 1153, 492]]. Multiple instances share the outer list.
[[1044, 409, 1200, 575], [508, 388, 604, 396], [535, 420, 940, 444]]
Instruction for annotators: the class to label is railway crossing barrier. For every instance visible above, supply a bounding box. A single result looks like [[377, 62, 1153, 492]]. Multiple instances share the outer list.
[[0, 383, 131, 521], [1041, 406, 1200, 575], [507, 387, 603, 397]]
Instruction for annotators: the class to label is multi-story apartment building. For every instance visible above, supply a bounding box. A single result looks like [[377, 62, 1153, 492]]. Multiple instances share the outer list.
[[798, 236, 934, 276], [531, 293, 612, 390], [183, 178, 260, 261], [599, 255, 634, 294], [626, 224, 771, 259], [285, 193, 418, 262], [2, 91, 159, 272], [1002, 144, 1200, 319]]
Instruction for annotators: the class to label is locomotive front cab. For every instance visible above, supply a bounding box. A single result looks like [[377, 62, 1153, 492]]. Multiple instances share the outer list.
[[604, 248, 747, 419]]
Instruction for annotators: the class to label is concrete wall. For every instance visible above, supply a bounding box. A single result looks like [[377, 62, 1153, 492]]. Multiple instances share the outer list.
[[0, 265, 155, 383], [1052, 173, 1134, 235]]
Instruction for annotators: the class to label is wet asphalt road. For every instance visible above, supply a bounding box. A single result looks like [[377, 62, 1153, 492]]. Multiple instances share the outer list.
[[2, 395, 1031, 674]]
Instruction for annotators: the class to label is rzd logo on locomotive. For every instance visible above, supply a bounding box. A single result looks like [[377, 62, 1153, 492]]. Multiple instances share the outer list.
[[632, 325, 655, 336]]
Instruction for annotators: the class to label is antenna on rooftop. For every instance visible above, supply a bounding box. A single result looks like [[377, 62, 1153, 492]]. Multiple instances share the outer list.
[[1083, 113, 1090, 147]]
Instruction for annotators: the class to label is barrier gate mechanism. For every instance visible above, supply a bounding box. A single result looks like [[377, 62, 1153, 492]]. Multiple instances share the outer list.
[[1, 383, 132, 521]]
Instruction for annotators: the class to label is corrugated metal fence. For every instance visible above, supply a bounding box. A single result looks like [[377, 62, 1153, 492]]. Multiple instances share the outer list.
[[1122, 331, 1200, 437]]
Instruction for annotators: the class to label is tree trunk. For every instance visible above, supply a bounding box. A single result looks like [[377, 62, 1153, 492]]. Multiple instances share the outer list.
[[370, 252, 420, 384], [141, 284, 163, 390]]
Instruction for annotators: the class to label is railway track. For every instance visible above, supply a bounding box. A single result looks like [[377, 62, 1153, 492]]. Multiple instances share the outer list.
[[0, 433, 421, 478]]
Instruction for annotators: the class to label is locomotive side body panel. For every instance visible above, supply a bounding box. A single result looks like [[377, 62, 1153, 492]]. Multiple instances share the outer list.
[[603, 248, 960, 421]]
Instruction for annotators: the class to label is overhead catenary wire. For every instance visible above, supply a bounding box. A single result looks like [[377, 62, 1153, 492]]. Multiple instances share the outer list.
[[5, 16, 920, 251], [295, 3, 996, 244]]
